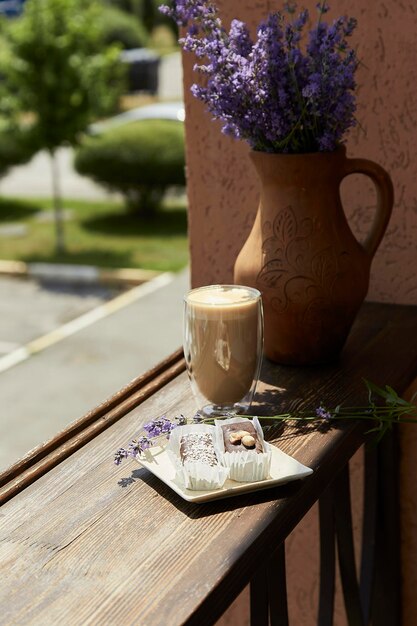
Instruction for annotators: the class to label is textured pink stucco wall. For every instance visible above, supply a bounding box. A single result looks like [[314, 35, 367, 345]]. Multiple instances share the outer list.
[[182, 1, 417, 624]]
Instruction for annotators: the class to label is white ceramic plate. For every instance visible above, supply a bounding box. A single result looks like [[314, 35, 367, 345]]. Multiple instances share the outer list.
[[135, 444, 313, 503]]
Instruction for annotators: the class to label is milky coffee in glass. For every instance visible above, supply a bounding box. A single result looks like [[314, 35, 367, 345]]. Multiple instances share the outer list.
[[183, 285, 263, 416]]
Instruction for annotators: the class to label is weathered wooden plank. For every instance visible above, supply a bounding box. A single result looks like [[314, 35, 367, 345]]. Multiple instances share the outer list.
[[0, 303, 416, 626]]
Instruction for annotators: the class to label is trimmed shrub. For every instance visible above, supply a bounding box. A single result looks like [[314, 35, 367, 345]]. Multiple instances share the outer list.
[[74, 119, 185, 215], [106, 0, 178, 38], [0, 124, 36, 177], [100, 6, 148, 49]]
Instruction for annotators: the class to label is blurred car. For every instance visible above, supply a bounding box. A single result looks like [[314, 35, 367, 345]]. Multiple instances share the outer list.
[[89, 101, 185, 136], [120, 48, 161, 95], [0, 0, 25, 17]]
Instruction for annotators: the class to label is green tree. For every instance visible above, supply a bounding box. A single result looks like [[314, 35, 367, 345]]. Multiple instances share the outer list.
[[0, 0, 125, 254]]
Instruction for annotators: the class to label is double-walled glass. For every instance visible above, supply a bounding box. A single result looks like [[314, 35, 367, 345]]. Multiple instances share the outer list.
[[183, 285, 263, 417]]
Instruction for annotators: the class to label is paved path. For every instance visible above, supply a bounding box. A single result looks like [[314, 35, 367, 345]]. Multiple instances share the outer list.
[[0, 147, 117, 200], [0, 268, 189, 470], [0, 276, 117, 354]]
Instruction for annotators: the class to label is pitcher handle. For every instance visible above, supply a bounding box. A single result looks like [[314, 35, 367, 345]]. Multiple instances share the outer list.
[[342, 157, 394, 259]]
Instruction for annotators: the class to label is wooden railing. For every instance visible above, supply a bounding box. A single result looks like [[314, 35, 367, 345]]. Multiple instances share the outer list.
[[0, 302, 416, 625]]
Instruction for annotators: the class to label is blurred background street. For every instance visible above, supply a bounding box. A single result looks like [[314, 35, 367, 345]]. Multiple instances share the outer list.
[[0, 2, 189, 470]]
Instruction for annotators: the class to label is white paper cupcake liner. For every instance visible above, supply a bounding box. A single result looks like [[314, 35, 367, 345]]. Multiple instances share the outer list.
[[214, 416, 272, 482], [167, 424, 229, 491]]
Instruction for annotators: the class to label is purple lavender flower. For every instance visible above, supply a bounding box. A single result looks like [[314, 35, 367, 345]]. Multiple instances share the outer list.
[[114, 416, 183, 464], [114, 447, 129, 466], [175, 414, 188, 426], [128, 436, 153, 457], [159, 0, 358, 153], [143, 416, 177, 438], [316, 406, 332, 420], [316, 1, 330, 14]]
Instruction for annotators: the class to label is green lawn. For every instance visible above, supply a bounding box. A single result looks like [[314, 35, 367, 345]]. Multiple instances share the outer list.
[[0, 196, 189, 272]]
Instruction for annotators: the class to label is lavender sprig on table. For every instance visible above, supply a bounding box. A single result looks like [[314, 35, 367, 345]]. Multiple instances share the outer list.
[[160, 0, 358, 153], [114, 413, 203, 464], [114, 381, 417, 465]]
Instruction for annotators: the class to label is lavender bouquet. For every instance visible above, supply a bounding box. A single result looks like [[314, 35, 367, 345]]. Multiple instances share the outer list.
[[161, 0, 358, 153]]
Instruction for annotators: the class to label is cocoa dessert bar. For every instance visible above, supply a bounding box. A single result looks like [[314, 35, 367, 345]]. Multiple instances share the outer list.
[[180, 432, 219, 466], [221, 421, 263, 454]]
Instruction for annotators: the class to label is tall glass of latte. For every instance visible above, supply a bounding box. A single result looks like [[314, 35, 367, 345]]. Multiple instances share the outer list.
[[184, 285, 263, 417]]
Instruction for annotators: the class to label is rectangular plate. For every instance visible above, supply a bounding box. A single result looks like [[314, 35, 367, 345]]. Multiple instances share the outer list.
[[136, 444, 313, 503]]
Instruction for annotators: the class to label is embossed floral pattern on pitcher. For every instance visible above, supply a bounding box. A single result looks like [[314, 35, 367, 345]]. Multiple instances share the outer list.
[[234, 147, 394, 365]]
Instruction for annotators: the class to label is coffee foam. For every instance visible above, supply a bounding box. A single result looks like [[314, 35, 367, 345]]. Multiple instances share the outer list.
[[187, 286, 256, 306]]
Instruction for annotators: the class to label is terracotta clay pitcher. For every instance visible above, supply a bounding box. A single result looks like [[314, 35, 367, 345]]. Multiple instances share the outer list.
[[234, 146, 394, 365]]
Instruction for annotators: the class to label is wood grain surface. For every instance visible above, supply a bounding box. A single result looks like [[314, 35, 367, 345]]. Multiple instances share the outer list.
[[0, 303, 416, 626]]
